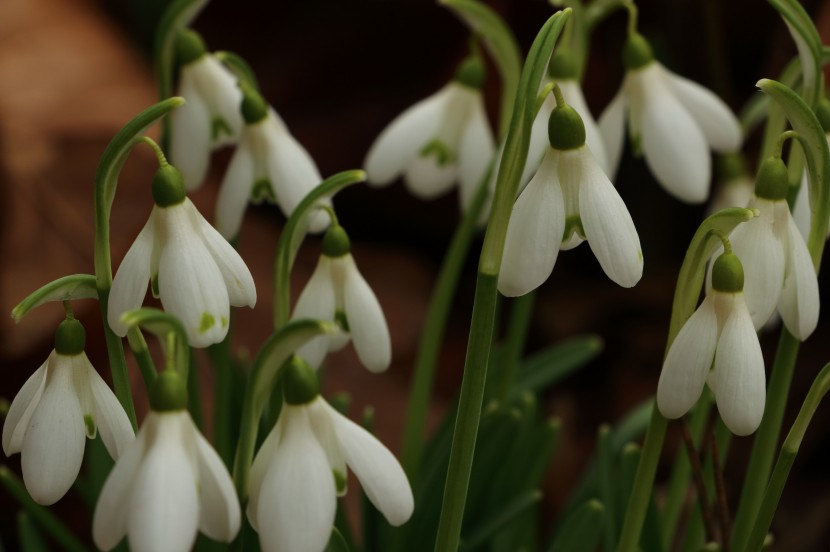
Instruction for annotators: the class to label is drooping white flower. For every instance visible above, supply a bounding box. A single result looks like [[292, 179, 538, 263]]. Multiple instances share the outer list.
[[498, 93, 643, 297], [292, 224, 391, 372], [217, 86, 328, 240], [93, 405, 240, 551], [658, 252, 766, 436], [364, 56, 496, 212], [248, 360, 413, 552], [2, 319, 134, 505], [598, 33, 742, 204], [170, 30, 243, 190], [108, 165, 256, 348]]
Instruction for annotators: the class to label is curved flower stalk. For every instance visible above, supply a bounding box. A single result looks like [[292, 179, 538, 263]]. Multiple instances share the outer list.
[[93, 372, 240, 552], [498, 86, 642, 297], [217, 87, 328, 240], [658, 251, 765, 436], [794, 100, 830, 239], [292, 223, 391, 372], [598, 33, 742, 204], [108, 164, 256, 348], [170, 30, 244, 190], [248, 358, 413, 552], [2, 318, 133, 505], [364, 55, 496, 212]]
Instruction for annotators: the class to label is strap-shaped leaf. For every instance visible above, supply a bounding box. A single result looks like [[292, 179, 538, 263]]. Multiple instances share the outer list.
[[548, 499, 605, 552], [768, 0, 823, 107], [11, 274, 97, 323]]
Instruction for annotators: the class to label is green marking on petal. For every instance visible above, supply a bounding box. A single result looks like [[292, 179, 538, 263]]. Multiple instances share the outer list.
[[199, 312, 216, 334], [334, 309, 350, 332], [212, 117, 233, 141], [221, 316, 229, 328], [630, 133, 643, 157], [151, 273, 160, 298], [251, 178, 276, 204], [333, 469, 348, 495], [420, 140, 455, 166], [83, 414, 97, 439], [563, 215, 585, 243]]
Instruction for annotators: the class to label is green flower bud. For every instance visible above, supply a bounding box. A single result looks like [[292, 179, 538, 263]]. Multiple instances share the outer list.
[[54, 318, 86, 356], [322, 224, 351, 258], [152, 164, 187, 207], [240, 85, 268, 125], [175, 30, 207, 66], [815, 98, 830, 133], [711, 252, 744, 293], [454, 56, 486, 90], [282, 356, 320, 405], [753, 156, 789, 201], [149, 370, 188, 412], [548, 105, 586, 150], [547, 50, 578, 80], [622, 33, 654, 70]]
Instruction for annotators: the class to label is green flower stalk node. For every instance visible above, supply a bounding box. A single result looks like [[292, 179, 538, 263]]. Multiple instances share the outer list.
[[175, 30, 207, 66], [711, 252, 744, 293], [454, 56, 487, 90], [548, 101, 586, 150], [282, 356, 320, 405], [149, 370, 188, 412], [54, 318, 86, 356], [754, 156, 789, 201], [622, 33, 654, 70], [547, 50, 579, 80], [322, 224, 351, 258], [152, 164, 187, 207], [241, 85, 268, 125]]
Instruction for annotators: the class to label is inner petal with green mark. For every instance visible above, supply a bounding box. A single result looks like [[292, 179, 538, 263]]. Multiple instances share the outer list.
[[211, 117, 233, 141], [84, 414, 97, 439], [562, 215, 585, 244], [251, 178, 276, 204], [199, 312, 216, 334], [419, 140, 455, 167]]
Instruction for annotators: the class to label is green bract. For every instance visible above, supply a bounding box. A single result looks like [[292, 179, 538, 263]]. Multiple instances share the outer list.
[[175, 30, 207, 66], [322, 225, 351, 258], [152, 164, 187, 207], [454, 56, 486, 90], [622, 33, 654, 71], [711, 252, 745, 293], [54, 318, 86, 356], [548, 104, 586, 150], [754, 156, 789, 200], [149, 370, 188, 411], [282, 356, 320, 405], [241, 85, 268, 125], [547, 50, 578, 80]]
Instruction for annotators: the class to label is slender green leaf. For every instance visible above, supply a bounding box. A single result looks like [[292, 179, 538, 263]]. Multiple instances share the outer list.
[[511, 334, 603, 396], [460, 490, 542, 551], [17, 512, 49, 552], [548, 499, 605, 552], [597, 425, 617, 552], [768, 0, 822, 107], [11, 275, 97, 323]]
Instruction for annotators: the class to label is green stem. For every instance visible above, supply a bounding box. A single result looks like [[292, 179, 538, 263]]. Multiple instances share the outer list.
[[187, 349, 204, 430], [597, 425, 619, 551], [208, 333, 234, 467], [495, 292, 535, 402], [98, 291, 137, 430], [126, 327, 157, 390]]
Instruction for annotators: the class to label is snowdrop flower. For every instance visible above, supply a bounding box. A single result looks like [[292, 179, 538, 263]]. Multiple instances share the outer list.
[[93, 371, 240, 552], [599, 33, 742, 203], [217, 86, 328, 240], [498, 87, 643, 297], [108, 164, 256, 348], [364, 55, 496, 212], [2, 318, 133, 505], [714, 155, 819, 340], [658, 252, 765, 435], [170, 30, 243, 190], [248, 358, 413, 552], [292, 223, 391, 372]]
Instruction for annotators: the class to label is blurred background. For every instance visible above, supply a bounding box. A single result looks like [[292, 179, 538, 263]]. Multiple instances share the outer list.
[[2, 0, 830, 549]]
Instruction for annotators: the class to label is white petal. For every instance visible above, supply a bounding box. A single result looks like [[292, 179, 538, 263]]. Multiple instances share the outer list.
[[498, 150, 565, 297], [3, 359, 47, 456], [559, 80, 609, 174], [21, 358, 85, 505], [364, 85, 452, 186], [793, 171, 812, 241], [108, 216, 154, 336], [404, 154, 458, 199], [158, 202, 230, 348], [598, 90, 627, 179], [195, 430, 241, 542], [521, 94, 555, 189], [324, 401, 413, 526], [216, 138, 255, 240], [127, 413, 199, 552], [657, 295, 719, 419], [293, 256, 338, 370], [170, 73, 213, 191], [779, 209, 820, 340], [341, 255, 391, 373], [307, 397, 348, 496], [256, 406, 336, 552], [635, 64, 711, 203], [665, 69, 742, 152], [570, 148, 643, 287], [194, 55, 244, 145], [247, 418, 283, 530], [712, 295, 766, 436], [457, 94, 495, 211], [190, 203, 257, 308], [84, 354, 134, 459]]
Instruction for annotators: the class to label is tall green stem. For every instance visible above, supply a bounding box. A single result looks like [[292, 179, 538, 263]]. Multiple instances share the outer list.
[[495, 292, 535, 402], [209, 333, 234, 467]]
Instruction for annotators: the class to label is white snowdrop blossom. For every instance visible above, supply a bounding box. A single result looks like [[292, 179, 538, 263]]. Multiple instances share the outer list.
[[499, 96, 642, 297], [108, 165, 256, 348], [248, 362, 413, 552], [599, 34, 742, 204], [218, 87, 328, 240], [170, 30, 243, 190], [292, 225, 391, 372], [2, 320, 133, 505], [364, 56, 496, 212], [658, 252, 766, 436], [93, 409, 241, 552]]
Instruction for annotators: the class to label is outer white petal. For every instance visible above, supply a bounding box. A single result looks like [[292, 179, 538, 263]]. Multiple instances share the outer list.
[[457, 94, 495, 212], [158, 202, 230, 348], [21, 358, 85, 505], [324, 401, 414, 526], [657, 295, 719, 419], [498, 150, 565, 297], [3, 359, 47, 456], [793, 172, 812, 241], [664, 69, 742, 152], [521, 94, 555, 191], [559, 80, 609, 174], [93, 414, 153, 551], [635, 64, 711, 203], [404, 154, 458, 199], [307, 397, 348, 496], [778, 209, 820, 340], [108, 216, 154, 336], [293, 256, 337, 369], [127, 412, 199, 552], [190, 203, 257, 307], [247, 417, 283, 531], [256, 406, 336, 552], [341, 255, 392, 373], [84, 354, 134, 459], [730, 199, 785, 329], [712, 295, 766, 436], [194, 430, 241, 542], [195, 55, 244, 145], [570, 148, 643, 287], [170, 73, 213, 191], [364, 85, 452, 186], [216, 138, 255, 240], [597, 90, 627, 179]]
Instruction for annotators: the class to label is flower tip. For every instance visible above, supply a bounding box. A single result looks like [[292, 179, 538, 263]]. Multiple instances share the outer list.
[[755, 78, 773, 91], [171, 96, 187, 108]]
